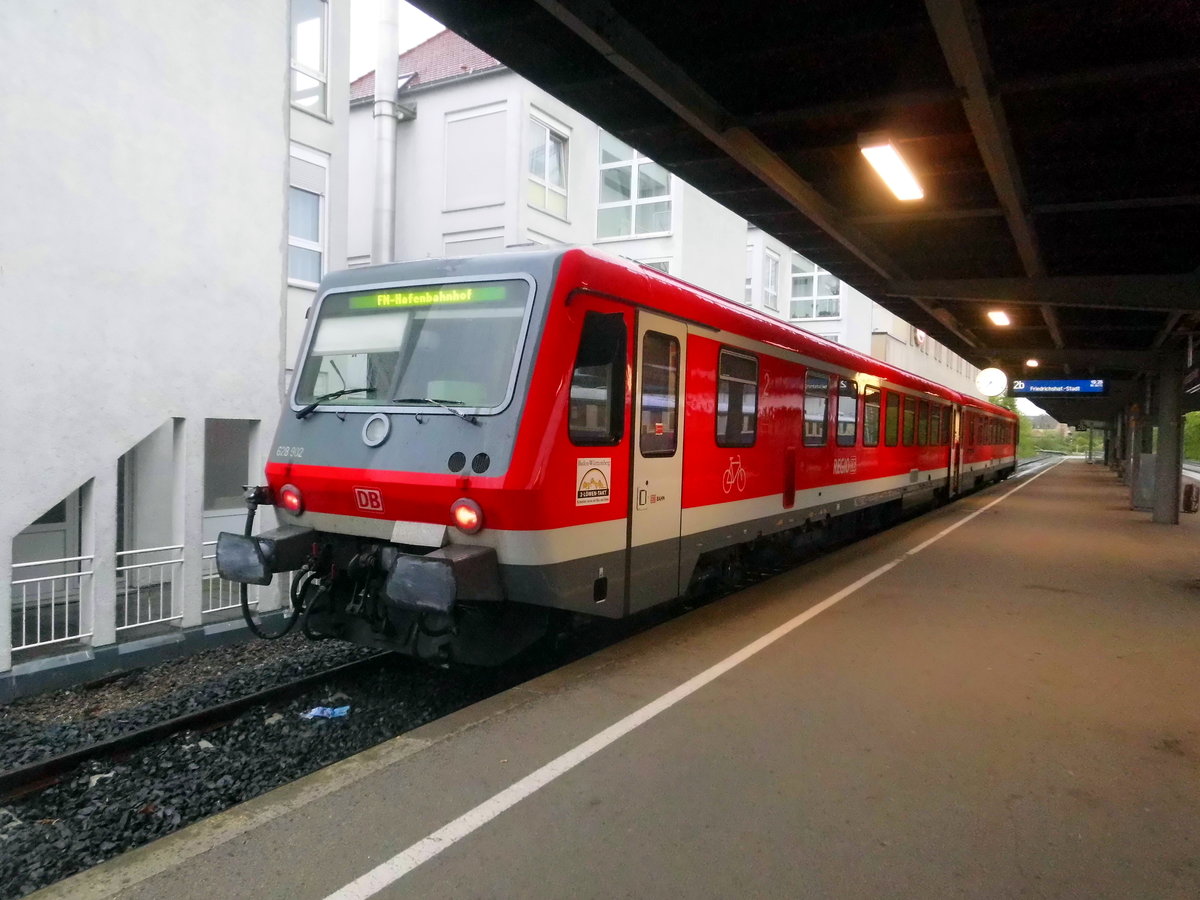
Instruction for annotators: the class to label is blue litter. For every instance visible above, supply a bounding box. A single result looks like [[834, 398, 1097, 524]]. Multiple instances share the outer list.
[[301, 705, 351, 719]]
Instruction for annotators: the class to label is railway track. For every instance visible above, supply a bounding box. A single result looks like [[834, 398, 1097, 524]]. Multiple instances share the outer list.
[[0, 653, 391, 803]]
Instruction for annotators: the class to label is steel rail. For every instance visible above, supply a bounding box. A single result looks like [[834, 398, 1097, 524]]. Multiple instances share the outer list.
[[0, 652, 393, 802]]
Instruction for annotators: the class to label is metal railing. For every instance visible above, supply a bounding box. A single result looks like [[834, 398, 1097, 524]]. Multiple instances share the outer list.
[[201, 540, 260, 613], [10, 555, 95, 651], [115, 545, 184, 630]]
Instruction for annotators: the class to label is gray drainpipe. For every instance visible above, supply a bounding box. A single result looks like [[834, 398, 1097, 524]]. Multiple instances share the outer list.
[[371, 0, 400, 264]]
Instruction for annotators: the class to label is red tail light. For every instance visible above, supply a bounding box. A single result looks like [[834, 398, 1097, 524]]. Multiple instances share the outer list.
[[278, 483, 304, 515], [451, 498, 483, 534]]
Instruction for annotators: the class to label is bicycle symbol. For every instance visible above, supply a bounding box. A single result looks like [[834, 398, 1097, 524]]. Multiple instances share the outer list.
[[721, 456, 747, 494]]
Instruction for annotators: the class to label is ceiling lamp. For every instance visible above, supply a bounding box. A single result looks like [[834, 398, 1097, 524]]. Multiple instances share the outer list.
[[858, 133, 924, 201], [1025, 358, 1039, 367], [987, 310, 1011, 326]]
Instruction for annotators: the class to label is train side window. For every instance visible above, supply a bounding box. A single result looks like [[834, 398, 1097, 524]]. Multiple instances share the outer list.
[[803, 371, 830, 446], [639, 331, 680, 457], [884, 391, 899, 446], [917, 400, 929, 445], [569, 311, 627, 445], [836, 378, 858, 447], [929, 404, 942, 446], [902, 396, 916, 446], [716, 348, 758, 448], [862, 386, 881, 446]]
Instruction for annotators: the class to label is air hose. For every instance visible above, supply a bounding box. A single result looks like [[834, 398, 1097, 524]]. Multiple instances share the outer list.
[[239, 491, 302, 641]]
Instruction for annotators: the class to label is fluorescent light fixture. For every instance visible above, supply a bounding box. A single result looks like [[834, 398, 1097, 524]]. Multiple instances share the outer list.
[[858, 133, 924, 201], [987, 310, 1011, 326], [1025, 358, 1039, 367]]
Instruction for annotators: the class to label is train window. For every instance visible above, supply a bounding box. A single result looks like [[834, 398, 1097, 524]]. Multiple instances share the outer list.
[[862, 386, 881, 446], [929, 404, 942, 446], [884, 391, 899, 446], [639, 331, 680, 457], [902, 396, 916, 446], [944, 407, 953, 445], [803, 371, 830, 446], [917, 400, 929, 445], [716, 349, 758, 448], [836, 379, 858, 447], [569, 312, 627, 445], [296, 278, 531, 412]]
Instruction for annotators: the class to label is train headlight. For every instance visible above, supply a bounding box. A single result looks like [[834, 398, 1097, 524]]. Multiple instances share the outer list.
[[278, 483, 304, 515], [451, 498, 483, 534]]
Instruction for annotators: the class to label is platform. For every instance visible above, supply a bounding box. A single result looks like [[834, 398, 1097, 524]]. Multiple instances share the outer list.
[[36, 458, 1200, 899]]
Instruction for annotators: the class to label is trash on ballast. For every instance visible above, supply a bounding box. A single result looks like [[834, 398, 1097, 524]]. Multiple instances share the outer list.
[[197, 739, 216, 750], [264, 713, 284, 725], [300, 705, 350, 720], [88, 771, 115, 788]]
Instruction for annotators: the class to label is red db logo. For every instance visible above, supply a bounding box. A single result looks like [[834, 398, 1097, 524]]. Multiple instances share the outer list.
[[354, 487, 384, 512]]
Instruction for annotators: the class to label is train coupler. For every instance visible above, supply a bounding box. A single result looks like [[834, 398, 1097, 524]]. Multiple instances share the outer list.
[[383, 545, 502, 615]]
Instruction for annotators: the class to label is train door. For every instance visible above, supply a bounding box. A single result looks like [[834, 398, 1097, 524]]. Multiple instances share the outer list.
[[950, 405, 963, 495], [628, 311, 686, 613]]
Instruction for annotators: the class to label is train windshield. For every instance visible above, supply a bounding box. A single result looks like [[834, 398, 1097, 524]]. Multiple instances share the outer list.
[[295, 279, 531, 412]]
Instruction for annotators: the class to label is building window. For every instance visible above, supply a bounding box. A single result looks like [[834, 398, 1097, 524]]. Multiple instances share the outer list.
[[569, 312, 626, 445], [763, 250, 779, 311], [744, 244, 754, 304], [528, 118, 568, 217], [288, 146, 327, 285], [790, 255, 840, 320], [290, 0, 327, 116], [641, 259, 671, 274], [717, 349, 758, 447], [597, 131, 671, 239]]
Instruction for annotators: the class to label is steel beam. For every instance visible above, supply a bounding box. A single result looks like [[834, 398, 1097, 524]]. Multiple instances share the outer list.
[[889, 275, 1200, 311]]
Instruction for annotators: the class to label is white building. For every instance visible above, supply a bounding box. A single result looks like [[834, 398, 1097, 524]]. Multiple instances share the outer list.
[[1, 0, 351, 699], [349, 29, 984, 398]]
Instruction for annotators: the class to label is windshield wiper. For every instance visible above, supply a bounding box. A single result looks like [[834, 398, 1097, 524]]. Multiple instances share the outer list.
[[295, 387, 375, 419], [391, 397, 479, 424]]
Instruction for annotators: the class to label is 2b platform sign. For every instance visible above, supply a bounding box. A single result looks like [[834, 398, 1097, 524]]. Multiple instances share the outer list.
[[1010, 378, 1107, 396]]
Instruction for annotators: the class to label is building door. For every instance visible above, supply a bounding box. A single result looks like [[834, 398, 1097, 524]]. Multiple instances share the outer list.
[[628, 312, 686, 613]]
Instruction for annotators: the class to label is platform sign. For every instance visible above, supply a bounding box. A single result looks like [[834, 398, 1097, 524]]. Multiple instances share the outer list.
[[1010, 378, 1107, 396]]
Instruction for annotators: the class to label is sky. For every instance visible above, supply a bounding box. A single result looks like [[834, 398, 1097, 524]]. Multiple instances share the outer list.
[[350, 0, 446, 81]]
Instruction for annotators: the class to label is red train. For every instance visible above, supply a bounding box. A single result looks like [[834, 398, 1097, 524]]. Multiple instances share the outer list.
[[218, 248, 1018, 663]]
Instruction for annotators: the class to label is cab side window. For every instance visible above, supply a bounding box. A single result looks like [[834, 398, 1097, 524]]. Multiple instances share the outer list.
[[568, 311, 626, 445]]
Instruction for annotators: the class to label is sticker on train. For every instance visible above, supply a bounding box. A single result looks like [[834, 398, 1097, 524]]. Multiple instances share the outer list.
[[576, 458, 612, 506]]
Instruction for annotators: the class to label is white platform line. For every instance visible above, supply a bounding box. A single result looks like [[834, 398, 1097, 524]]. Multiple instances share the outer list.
[[325, 459, 1064, 900]]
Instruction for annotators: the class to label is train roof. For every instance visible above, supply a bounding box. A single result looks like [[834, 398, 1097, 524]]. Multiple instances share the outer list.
[[319, 248, 1017, 420]]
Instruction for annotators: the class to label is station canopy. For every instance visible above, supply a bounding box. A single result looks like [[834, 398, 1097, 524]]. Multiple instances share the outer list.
[[411, 0, 1200, 423]]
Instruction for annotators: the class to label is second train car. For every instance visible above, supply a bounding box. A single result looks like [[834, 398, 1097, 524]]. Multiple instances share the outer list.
[[218, 248, 1018, 663]]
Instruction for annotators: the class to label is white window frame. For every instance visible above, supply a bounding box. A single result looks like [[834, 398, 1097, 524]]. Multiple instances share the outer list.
[[528, 116, 569, 218], [290, 0, 328, 118], [789, 254, 841, 321], [288, 143, 327, 288], [763, 250, 780, 311], [596, 130, 672, 240]]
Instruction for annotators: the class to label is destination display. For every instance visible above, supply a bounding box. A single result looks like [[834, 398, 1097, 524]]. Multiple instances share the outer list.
[[1010, 378, 1107, 395], [349, 284, 509, 309]]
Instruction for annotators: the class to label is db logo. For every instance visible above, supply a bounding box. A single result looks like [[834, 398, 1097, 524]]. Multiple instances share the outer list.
[[354, 487, 384, 512]]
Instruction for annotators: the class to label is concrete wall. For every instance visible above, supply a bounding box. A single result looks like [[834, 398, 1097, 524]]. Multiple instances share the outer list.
[[1, 0, 350, 684]]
